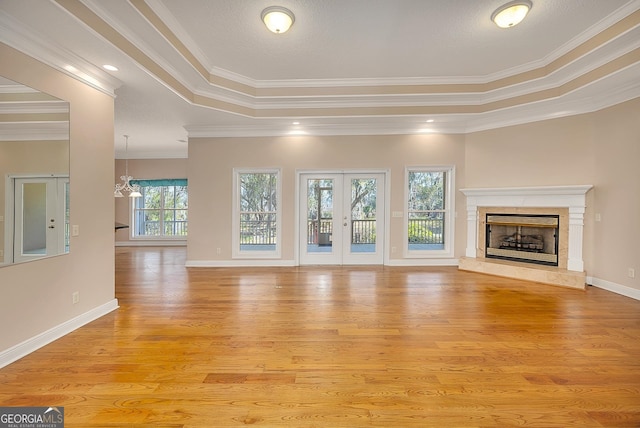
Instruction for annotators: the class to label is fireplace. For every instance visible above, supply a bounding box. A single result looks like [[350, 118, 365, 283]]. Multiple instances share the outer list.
[[485, 213, 559, 266], [459, 185, 593, 289]]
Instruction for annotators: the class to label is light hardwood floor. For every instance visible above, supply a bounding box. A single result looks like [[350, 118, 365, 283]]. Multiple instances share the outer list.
[[1, 247, 640, 427]]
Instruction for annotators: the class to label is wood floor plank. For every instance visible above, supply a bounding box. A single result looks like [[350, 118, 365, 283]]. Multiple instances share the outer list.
[[1, 246, 639, 427]]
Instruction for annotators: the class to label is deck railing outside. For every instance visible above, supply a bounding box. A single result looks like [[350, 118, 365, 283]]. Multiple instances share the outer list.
[[236, 218, 445, 246], [138, 220, 188, 236]]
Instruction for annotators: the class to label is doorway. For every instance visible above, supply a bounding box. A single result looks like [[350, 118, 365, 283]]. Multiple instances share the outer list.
[[9, 176, 69, 263], [299, 172, 385, 265]]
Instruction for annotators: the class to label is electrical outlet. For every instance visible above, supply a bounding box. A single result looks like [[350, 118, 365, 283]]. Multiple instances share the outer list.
[[216, 248, 221, 255], [629, 268, 636, 279], [72, 291, 80, 304]]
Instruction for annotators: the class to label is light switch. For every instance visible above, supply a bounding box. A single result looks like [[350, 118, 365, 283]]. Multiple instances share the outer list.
[[72, 225, 80, 236]]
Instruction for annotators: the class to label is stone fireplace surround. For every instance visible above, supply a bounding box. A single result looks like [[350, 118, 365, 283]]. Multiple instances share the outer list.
[[458, 185, 593, 289]]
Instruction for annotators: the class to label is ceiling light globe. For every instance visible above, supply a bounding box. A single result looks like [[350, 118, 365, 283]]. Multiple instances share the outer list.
[[492, 1, 532, 28], [262, 6, 294, 34]]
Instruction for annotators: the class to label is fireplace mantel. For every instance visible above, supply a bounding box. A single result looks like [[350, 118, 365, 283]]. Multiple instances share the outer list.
[[460, 185, 593, 278]]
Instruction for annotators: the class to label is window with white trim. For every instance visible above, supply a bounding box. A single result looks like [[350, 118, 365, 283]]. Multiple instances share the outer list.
[[405, 167, 454, 257], [131, 179, 188, 239], [232, 169, 281, 258]]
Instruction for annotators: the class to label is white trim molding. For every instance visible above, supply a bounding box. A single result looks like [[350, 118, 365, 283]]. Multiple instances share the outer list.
[[0, 299, 119, 369], [116, 240, 186, 247], [589, 276, 640, 301], [186, 259, 296, 267], [460, 185, 593, 272]]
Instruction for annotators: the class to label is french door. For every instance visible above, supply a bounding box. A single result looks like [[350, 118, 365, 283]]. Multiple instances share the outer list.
[[12, 177, 69, 263], [299, 172, 385, 265]]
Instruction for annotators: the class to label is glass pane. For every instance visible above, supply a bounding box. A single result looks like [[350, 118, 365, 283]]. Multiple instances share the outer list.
[[408, 211, 444, 243], [142, 210, 161, 236], [163, 210, 175, 222], [407, 170, 446, 251], [240, 173, 277, 212], [175, 186, 188, 209], [143, 187, 162, 209], [22, 183, 47, 255], [164, 186, 175, 208], [408, 171, 444, 211], [133, 185, 188, 238], [239, 173, 277, 251], [350, 178, 376, 253], [306, 179, 333, 252]]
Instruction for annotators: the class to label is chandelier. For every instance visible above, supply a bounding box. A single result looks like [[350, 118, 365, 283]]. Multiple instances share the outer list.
[[114, 135, 141, 198]]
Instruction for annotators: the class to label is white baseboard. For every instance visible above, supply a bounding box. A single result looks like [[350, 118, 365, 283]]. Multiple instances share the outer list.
[[0, 299, 119, 369], [587, 276, 640, 301], [186, 259, 297, 267], [186, 259, 461, 267], [116, 240, 186, 247], [387, 258, 459, 267]]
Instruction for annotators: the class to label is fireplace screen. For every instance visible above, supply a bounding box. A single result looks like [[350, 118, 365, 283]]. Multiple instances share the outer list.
[[485, 214, 559, 266]]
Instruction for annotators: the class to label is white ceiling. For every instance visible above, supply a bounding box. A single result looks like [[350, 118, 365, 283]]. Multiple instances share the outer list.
[[1, 0, 639, 158]]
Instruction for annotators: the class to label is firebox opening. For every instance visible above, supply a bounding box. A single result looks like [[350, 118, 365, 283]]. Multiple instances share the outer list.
[[485, 213, 559, 267]]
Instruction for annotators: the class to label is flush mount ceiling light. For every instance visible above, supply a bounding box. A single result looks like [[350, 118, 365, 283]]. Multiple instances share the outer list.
[[261, 6, 294, 34], [491, 0, 532, 28]]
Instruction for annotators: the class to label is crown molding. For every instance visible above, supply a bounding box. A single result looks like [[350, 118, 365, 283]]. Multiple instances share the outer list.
[[0, 122, 69, 141], [142, 0, 640, 91], [4, 0, 638, 140], [0, 9, 121, 97], [0, 101, 69, 115], [186, 71, 640, 138]]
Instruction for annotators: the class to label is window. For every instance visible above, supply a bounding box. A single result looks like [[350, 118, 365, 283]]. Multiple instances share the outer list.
[[131, 179, 187, 239], [405, 167, 454, 257], [233, 169, 281, 258]]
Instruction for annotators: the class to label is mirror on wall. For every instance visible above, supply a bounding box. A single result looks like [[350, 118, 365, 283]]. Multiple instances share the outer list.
[[0, 76, 70, 266]]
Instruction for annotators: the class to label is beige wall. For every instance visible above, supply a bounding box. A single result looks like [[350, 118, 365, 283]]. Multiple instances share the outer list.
[[114, 158, 188, 243], [590, 98, 640, 290], [465, 99, 640, 291], [464, 115, 595, 188], [183, 100, 639, 293], [0, 43, 116, 353], [187, 134, 467, 263]]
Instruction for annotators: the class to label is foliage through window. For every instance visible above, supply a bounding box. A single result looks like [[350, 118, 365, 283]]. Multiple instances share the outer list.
[[407, 168, 452, 253], [132, 179, 187, 238], [237, 171, 279, 253]]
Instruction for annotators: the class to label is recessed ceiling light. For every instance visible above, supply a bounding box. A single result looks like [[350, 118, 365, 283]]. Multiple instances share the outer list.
[[491, 1, 532, 28], [103, 64, 119, 71], [425, 119, 435, 123], [292, 121, 300, 125]]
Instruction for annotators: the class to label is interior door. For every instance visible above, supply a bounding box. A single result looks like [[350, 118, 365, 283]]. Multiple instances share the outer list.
[[299, 172, 385, 265], [13, 177, 69, 263]]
